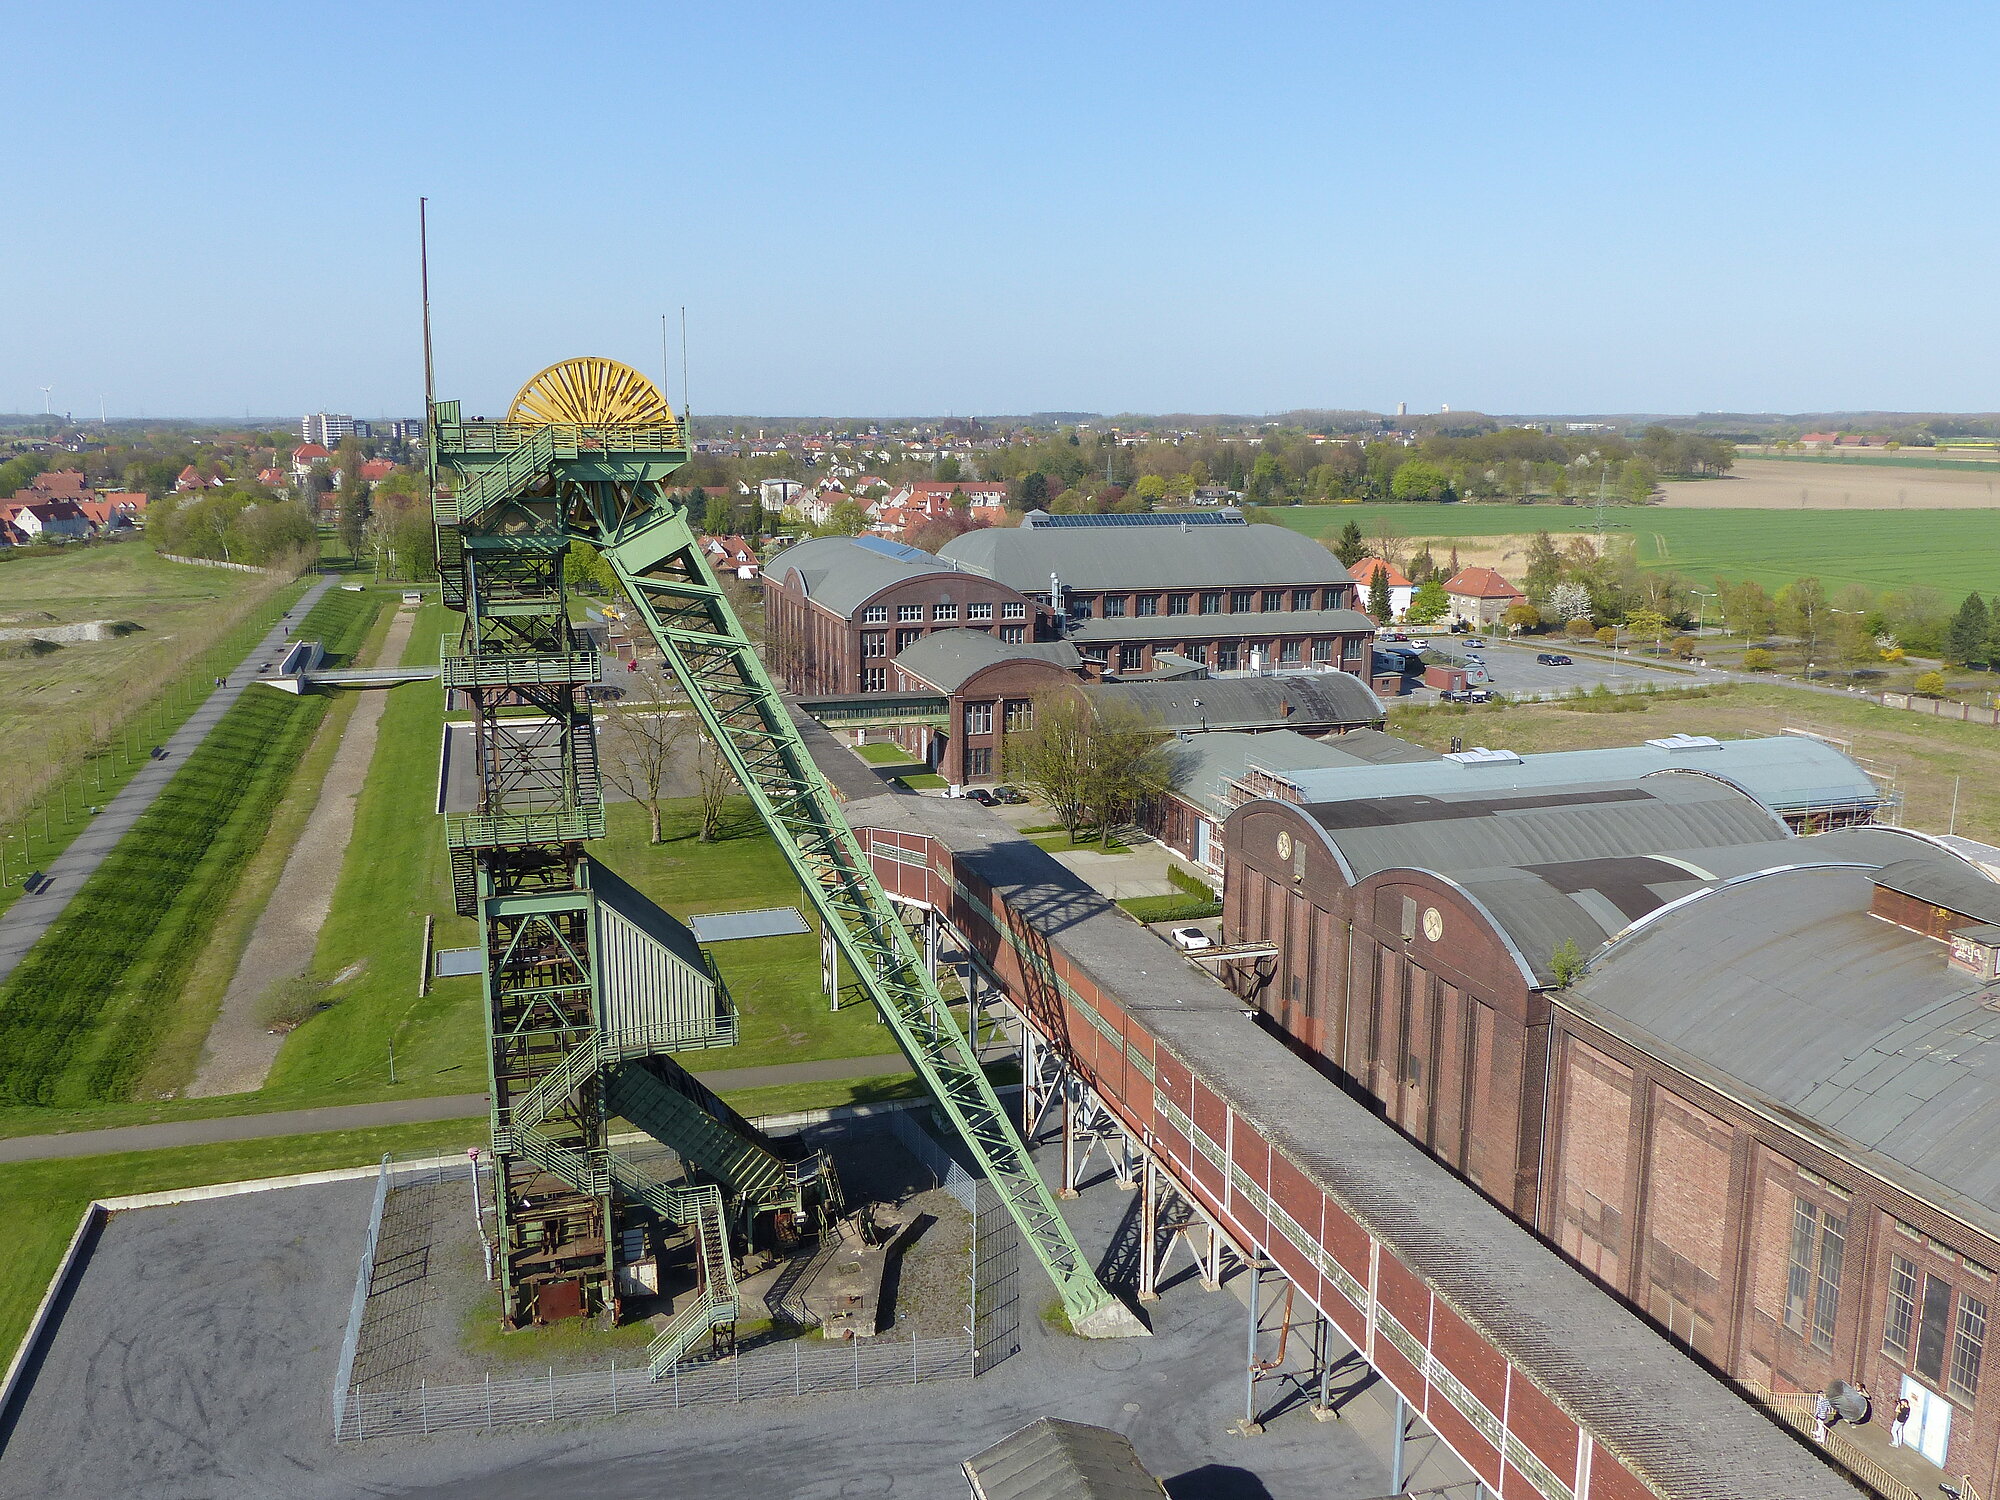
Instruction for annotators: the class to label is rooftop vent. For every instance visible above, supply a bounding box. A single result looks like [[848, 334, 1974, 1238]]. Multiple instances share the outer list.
[[1647, 734, 1724, 752], [1445, 747, 1522, 767]]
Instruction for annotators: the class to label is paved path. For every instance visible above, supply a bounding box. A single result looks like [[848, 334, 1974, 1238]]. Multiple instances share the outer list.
[[189, 602, 420, 1097], [0, 1052, 918, 1163], [0, 576, 337, 986]]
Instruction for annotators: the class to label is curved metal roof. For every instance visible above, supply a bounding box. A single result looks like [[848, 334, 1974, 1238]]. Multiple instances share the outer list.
[[890, 629, 1082, 693], [1277, 734, 1878, 818], [765, 535, 969, 618], [940, 523, 1354, 593]]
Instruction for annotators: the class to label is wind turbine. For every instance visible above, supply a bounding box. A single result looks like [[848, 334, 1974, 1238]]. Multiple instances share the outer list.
[[41, 387, 53, 415]]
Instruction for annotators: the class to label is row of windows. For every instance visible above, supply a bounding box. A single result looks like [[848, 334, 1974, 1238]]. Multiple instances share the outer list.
[[961, 701, 1034, 735], [1886, 1252, 1987, 1403], [1093, 587, 1346, 619], [860, 600, 1025, 624], [861, 623, 1025, 658], [1115, 638, 1346, 672]]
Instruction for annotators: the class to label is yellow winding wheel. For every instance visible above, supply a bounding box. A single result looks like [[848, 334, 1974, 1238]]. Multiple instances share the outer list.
[[506, 357, 677, 427]]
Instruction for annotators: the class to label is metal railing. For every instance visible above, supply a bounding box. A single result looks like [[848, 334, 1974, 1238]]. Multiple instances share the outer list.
[[444, 806, 606, 850], [439, 649, 601, 689], [435, 420, 688, 457], [329, 1155, 393, 1439], [1743, 1381, 1986, 1500]]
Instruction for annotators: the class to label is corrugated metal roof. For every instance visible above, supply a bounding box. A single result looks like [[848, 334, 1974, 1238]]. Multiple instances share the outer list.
[[1065, 606, 1375, 643], [689, 908, 810, 942], [1874, 855, 2000, 923], [1304, 776, 1789, 885], [1088, 673, 1382, 732], [940, 524, 1353, 593], [1162, 730, 1362, 816], [892, 629, 1082, 693], [765, 535, 964, 617], [964, 1418, 1164, 1500], [1278, 735, 1879, 817], [1572, 863, 2000, 1236], [1318, 727, 1442, 765]]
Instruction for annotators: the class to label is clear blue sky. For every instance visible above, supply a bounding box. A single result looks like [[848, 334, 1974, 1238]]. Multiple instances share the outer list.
[[6, 1, 1995, 420]]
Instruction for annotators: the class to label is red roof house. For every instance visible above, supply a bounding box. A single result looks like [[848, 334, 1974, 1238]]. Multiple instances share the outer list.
[[1442, 566, 1527, 627]]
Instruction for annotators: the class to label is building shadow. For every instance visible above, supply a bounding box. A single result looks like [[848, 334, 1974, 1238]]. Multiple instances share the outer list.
[[1165, 1465, 1276, 1500]]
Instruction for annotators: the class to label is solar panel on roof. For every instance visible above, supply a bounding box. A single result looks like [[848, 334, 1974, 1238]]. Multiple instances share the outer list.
[[1020, 509, 1246, 528], [850, 535, 940, 563]]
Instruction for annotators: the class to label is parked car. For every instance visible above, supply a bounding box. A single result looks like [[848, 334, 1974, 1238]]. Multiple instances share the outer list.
[[1441, 687, 1493, 704], [1380, 631, 1409, 642], [963, 787, 996, 806], [1537, 652, 1573, 666], [1169, 926, 1215, 952], [1464, 637, 1487, 648], [993, 785, 1028, 804]]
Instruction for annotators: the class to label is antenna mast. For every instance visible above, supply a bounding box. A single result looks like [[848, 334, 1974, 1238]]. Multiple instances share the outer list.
[[420, 198, 436, 429]]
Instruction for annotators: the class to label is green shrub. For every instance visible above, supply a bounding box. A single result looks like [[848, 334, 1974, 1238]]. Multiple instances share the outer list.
[[1119, 893, 1223, 923], [1913, 669, 1948, 698], [1167, 865, 1218, 900], [1741, 648, 1775, 672]]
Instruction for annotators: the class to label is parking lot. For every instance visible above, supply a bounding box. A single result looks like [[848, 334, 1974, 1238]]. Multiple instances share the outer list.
[[1393, 637, 1691, 701]]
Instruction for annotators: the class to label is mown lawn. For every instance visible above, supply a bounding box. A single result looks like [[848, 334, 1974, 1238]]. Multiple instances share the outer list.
[[1265, 503, 2000, 596], [0, 587, 383, 1110]]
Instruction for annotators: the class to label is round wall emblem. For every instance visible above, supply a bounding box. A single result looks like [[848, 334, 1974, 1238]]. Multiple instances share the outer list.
[[1422, 907, 1444, 942], [1275, 831, 1294, 861]]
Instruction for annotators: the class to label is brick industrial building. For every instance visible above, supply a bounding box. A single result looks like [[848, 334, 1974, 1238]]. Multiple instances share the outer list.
[[762, 515, 1375, 698], [1216, 732, 2000, 1488]]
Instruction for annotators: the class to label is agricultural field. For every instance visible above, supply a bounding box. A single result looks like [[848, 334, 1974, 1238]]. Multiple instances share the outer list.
[[1387, 681, 2000, 842], [1659, 457, 2000, 508], [0, 540, 287, 794], [1269, 502, 2000, 596], [0, 587, 383, 1112]]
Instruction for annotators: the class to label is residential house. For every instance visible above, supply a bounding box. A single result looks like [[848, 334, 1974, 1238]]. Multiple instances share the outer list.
[[700, 535, 760, 580], [1347, 556, 1415, 619], [1442, 565, 1527, 628]]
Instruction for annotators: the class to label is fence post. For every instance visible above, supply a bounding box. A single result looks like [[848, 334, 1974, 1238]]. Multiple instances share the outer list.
[[421, 1378, 429, 1436], [549, 1365, 555, 1421], [485, 1372, 492, 1430], [611, 1359, 618, 1415]]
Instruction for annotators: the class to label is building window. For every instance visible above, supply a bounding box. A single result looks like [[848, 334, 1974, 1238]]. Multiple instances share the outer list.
[[896, 629, 921, 651], [1000, 624, 1025, 644], [964, 703, 993, 734], [1263, 590, 1284, 612], [863, 667, 887, 692], [1135, 595, 1159, 616], [897, 604, 924, 622], [1119, 645, 1144, 671], [1886, 1254, 1920, 1360], [1200, 591, 1222, 614], [1953, 1292, 1988, 1400], [1069, 599, 1092, 619], [1231, 589, 1254, 613], [934, 603, 959, 621], [1917, 1272, 1956, 1385], [968, 602, 993, 620], [1293, 588, 1315, 611], [1003, 699, 1033, 731], [1319, 587, 1340, 609], [1279, 639, 1301, 663], [1001, 601, 1027, 620], [1785, 1200, 1844, 1352], [862, 632, 887, 658], [1183, 643, 1208, 665], [966, 747, 993, 778], [1217, 642, 1239, 670], [1312, 638, 1333, 663], [1168, 593, 1190, 615], [1104, 595, 1128, 618], [863, 605, 889, 623]]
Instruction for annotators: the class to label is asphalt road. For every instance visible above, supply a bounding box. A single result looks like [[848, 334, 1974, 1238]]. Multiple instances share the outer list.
[[0, 576, 336, 986]]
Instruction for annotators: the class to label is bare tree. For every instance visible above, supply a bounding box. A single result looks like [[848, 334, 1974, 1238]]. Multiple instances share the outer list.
[[599, 660, 689, 843], [692, 729, 737, 843], [1003, 689, 1176, 845]]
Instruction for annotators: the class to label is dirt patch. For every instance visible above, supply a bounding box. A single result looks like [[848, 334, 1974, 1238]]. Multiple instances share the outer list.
[[186, 605, 416, 1096], [1660, 458, 2000, 509]]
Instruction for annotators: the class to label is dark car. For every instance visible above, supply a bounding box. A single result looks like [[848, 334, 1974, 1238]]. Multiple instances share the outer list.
[[993, 785, 1028, 804], [1536, 652, 1573, 666], [964, 788, 996, 806]]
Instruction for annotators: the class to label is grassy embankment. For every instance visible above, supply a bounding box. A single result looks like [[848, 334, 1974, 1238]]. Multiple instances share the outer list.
[[0, 587, 383, 1113], [0, 1117, 484, 1380], [0, 542, 311, 917], [1388, 680, 2000, 842], [1266, 503, 2000, 597]]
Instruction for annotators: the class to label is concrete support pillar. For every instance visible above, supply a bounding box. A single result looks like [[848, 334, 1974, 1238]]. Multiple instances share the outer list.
[[1058, 1078, 1079, 1199], [1138, 1156, 1161, 1303], [821, 926, 839, 1012], [1390, 1392, 1407, 1494], [922, 910, 939, 979], [1234, 1261, 1265, 1437]]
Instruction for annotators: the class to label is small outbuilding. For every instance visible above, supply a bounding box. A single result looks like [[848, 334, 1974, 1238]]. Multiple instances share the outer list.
[[963, 1417, 1166, 1500]]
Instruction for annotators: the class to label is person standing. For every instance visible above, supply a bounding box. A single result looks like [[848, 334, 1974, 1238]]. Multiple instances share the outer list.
[[1890, 1394, 1913, 1448], [1814, 1391, 1838, 1443]]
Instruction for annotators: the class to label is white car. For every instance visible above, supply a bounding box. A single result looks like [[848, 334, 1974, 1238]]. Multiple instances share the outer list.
[[1170, 926, 1215, 952]]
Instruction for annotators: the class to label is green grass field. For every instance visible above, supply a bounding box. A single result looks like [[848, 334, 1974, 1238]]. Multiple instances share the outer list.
[[0, 588, 383, 1109], [1266, 504, 2000, 596]]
